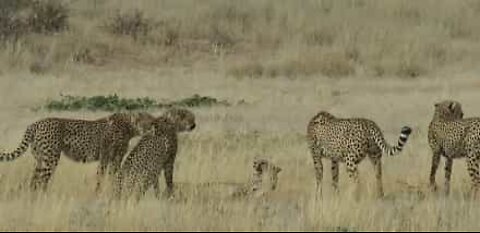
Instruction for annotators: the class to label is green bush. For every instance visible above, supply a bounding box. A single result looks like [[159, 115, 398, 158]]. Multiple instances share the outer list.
[[44, 94, 233, 112]]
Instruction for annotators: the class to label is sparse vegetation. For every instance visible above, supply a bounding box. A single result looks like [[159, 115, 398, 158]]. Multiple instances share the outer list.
[[0, 0, 68, 43], [105, 9, 152, 41], [0, 0, 479, 77], [2, 0, 480, 231], [27, 0, 69, 34]]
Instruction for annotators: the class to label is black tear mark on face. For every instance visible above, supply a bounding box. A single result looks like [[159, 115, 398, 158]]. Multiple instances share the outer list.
[[254, 160, 267, 172]]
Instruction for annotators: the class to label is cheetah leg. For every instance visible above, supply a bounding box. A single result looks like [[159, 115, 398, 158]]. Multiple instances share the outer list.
[[95, 143, 128, 194], [134, 184, 147, 202], [153, 176, 162, 199], [467, 153, 480, 199], [429, 150, 442, 192], [331, 160, 339, 193], [346, 156, 360, 200], [153, 180, 160, 199], [95, 157, 108, 194], [113, 172, 124, 200], [369, 157, 384, 198], [164, 162, 175, 199], [312, 155, 323, 196], [444, 158, 453, 196], [109, 143, 128, 176], [134, 176, 157, 201], [96, 143, 128, 194], [30, 149, 60, 191]]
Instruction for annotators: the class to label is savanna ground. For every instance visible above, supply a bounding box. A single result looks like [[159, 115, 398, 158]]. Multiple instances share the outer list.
[[1, 0, 480, 231]]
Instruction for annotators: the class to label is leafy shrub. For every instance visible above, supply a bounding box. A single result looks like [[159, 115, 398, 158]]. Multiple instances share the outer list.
[[44, 94, 233, 112]]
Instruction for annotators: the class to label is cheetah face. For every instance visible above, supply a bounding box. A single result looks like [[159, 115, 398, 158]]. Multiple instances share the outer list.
[[253, 158, 282, 190], [434, 100, 464, 120], [162, 108, 196, 132], [268, 165, 282, 190], [130, 112, 156, 135]]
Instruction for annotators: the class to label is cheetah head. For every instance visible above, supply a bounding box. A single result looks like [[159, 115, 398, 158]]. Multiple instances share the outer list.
[[161, 108, 196, 132], [312, 110, 336, 125], [253, 157, 282, 191], [129, 112, 156, 136], [434, 100, 464, 120]]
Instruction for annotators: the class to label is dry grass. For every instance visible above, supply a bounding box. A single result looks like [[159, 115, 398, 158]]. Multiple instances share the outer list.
[[1, 69, 480, 231], [2, 0, 480, 77], [1, 0, 480, 231]]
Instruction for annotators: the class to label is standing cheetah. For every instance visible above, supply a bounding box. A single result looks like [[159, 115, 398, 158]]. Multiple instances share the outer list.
[[307, 111, 412, 197], [230, 157, 282, 199], [115, 108, 196, 200], [428, 100, 480, 195], [0, 112, 155, 191]]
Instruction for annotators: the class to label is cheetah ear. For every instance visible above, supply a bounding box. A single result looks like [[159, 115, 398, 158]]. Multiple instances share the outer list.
[[275, 167, 282, 173]]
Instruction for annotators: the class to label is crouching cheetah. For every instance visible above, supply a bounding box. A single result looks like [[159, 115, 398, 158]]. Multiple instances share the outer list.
[[307, 111, 412, 198], [0, 112, 155, 191], [230, 157, 282, 199], [114, 108, 196, 200], [428, 100, 480, 196]]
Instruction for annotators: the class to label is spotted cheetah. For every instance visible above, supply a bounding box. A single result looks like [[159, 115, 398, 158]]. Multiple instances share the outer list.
[[230, 157, 282, 199], [307, 111, 412, 197], [0, 112, 155, 191], [114, 108, 196, 200], [428, 100, 480, 196]]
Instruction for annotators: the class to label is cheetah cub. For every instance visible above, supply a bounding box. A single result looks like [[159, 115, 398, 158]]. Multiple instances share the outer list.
[[114, 108, 196, 200], [230, 157, 282, 199]]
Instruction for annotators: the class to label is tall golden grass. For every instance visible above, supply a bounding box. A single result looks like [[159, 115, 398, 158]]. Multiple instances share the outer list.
[[1, 0, 480, 231]]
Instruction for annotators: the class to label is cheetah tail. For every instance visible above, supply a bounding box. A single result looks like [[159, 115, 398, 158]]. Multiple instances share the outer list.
[[374, 126, 412, 156], [382, 126, 412, 156], [0, 126, 34, 162]]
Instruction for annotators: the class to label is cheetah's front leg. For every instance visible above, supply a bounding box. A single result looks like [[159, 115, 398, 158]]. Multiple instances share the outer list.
[[95, 159, 108, 194], [312, 155, 323, 197], [444, 158, 453, 195], [153, 176, 161, 199], [331, 160, 339, 193], [429, 150, 442, 192], [164, 161, 175, 199]]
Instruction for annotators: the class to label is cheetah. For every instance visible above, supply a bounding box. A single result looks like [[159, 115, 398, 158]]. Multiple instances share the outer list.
[[428, 100, 480, 196], [230, 157, 282, 199], [114, 108, 196, 200], [307, 111, 412, 197], [0, 112, 155, 191]]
